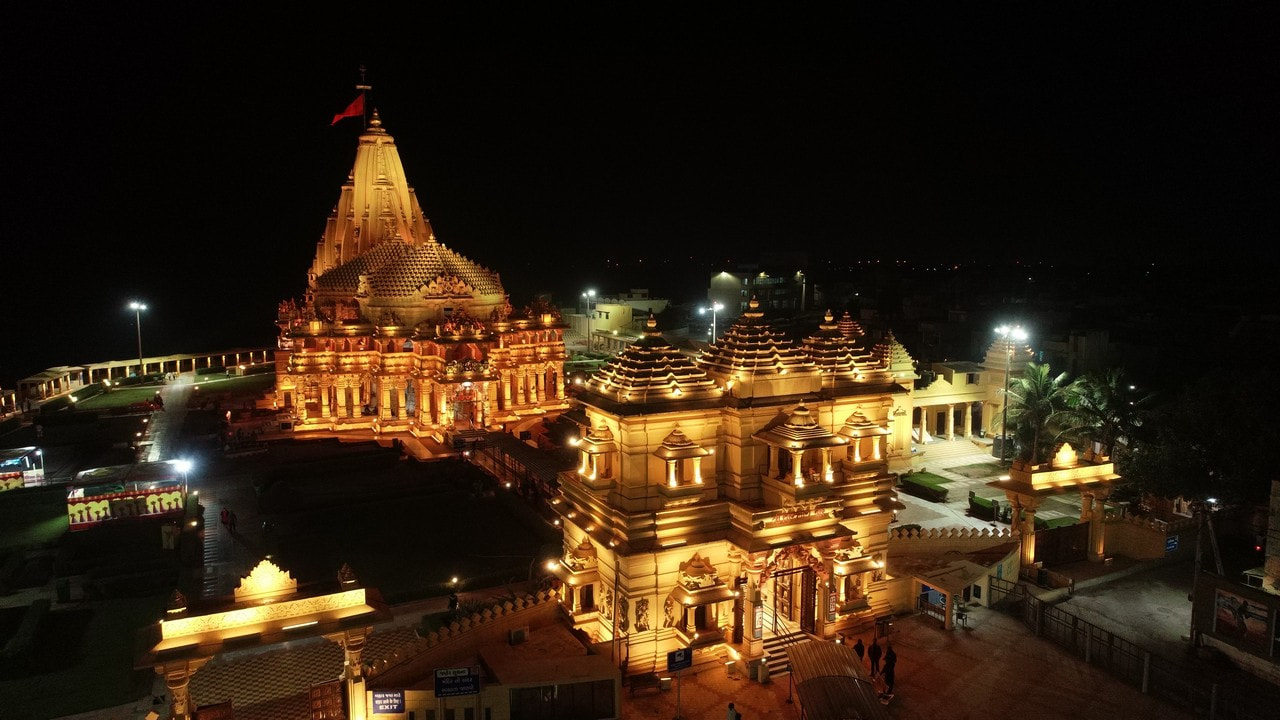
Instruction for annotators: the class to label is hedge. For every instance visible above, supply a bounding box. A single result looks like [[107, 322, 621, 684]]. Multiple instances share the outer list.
[[898, 471, 948, 503]]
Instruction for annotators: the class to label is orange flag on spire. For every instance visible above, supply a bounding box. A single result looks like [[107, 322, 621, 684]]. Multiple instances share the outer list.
[[331, 93, 365, 126]]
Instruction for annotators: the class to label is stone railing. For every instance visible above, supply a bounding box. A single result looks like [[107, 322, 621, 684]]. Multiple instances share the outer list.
[[367, 589, 560, 679], [888, 526, 1015, 554]]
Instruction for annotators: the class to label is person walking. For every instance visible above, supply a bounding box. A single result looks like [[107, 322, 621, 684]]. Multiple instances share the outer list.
[[726, 702, 741, 720], [882, 641, 897, 695], [448, 592, 459, 612], [852, 637, 865, 662], [867, 637, 882, 676]]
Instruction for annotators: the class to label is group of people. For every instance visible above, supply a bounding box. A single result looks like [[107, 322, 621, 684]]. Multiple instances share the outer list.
[[851, 636, 897, 699], [220, 507, 238, 533]]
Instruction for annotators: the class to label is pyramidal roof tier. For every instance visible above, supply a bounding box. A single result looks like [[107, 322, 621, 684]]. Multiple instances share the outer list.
[[837, 310, 865, 339], [302, 110, 507, 328], [801, 310, 885, 384], [696, 296, 819, 398], [982, 335, 1036, 375], [872, 330, 918, 382], [581, 316, 721, 408]]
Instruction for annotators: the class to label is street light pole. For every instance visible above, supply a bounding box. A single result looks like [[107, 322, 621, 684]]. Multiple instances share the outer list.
[[699, 302, 724, 341], [129, 301, 147, 379], [582, 289, 596, 353], [994, 325, 1027, 466]]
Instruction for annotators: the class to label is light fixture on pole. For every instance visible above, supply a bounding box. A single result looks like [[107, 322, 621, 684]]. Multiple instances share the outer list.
[[581, 289, 596, 352], [173, 458, 193, 492], [698, 302, 724, 341], [129, 301, 147, 379], [994, 324, 1028, 466]]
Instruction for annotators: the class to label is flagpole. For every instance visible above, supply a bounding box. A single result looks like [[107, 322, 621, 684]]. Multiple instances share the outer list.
[[356, 64, 372, 126]]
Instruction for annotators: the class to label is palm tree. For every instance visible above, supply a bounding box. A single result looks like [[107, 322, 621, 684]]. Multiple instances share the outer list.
[[1005, 362, 1074, 464], [1059, 368, 1154, 457]]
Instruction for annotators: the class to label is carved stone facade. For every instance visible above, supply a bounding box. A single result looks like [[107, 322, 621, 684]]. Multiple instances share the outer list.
[[274, 112, 569, 436], [548, 306, 913, 674]]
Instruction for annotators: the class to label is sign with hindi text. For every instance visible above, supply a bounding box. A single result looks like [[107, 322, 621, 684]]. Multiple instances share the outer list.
[[434, 667, 481, 697], [372, 690, 405, 714]]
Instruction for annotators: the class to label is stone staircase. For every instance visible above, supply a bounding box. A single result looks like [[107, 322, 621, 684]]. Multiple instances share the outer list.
[[914, 438, 991, 466], [762, 630, 808, 677]]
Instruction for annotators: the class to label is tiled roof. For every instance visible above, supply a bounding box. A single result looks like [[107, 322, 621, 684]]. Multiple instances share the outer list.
[[315, 241, 503, 299], [696, 296, 815, 380], [585, 316, 721, 404]]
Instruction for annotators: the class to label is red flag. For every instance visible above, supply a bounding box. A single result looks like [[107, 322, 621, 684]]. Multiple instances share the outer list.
[[331, 93, 365, 126]]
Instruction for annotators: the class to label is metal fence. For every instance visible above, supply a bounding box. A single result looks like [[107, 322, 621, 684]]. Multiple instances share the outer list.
[[987, 577, 1274, 719]]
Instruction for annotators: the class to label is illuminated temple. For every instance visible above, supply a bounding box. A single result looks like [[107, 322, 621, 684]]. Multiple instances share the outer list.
[[548, 304, 918, 674], [274, 111, 569, 437]]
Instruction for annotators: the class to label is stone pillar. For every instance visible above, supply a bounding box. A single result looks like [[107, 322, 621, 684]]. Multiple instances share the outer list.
[[502, 372, 513, 408], [158, 658, 210, 720], [1088, 491, 1109, 562], [320, 380, 331, 418], [963, 403, 974, 439], [379, 382, 392, 421], [1021, 506, 1039, 567], [326, 627, 372, 720], [535, 368, 546, 403], [744, 554, 766, 659], [768, 446, 780, 478], [946, 404, 955, 440], [917, 407, 927, 444], [693, 456, 704, 484], [853, 437, 863, 463], [821, 449, 831, 482], [666, 459, 677, 486], [790, 450, 803, 485]]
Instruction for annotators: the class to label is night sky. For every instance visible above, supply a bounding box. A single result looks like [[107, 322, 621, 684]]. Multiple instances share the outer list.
[[1, 5, 1275, 387]]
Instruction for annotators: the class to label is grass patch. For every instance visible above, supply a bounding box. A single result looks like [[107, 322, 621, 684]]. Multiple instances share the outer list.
[[947, 461, 1004, 479], [73, 386, 162, 411], [898, 471, 949, 502]]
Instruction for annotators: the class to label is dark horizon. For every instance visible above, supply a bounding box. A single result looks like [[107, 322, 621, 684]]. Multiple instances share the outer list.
[[2, 6, 1275, 387]]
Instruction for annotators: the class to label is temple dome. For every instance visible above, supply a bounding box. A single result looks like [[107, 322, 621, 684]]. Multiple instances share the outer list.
[[696, 296, 818, 397], [582, 315, 720, 407]]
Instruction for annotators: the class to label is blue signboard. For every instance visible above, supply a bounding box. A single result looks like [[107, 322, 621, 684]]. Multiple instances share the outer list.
[[1166, 535, 1179, 553], [435, 667, 481, 697], [667, 648, 692, 672], [372, 690, 405, 714]]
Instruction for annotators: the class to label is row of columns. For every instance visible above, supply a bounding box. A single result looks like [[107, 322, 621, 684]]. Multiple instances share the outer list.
[[294, 363, 568, 427], [916, 401, 978, 442]]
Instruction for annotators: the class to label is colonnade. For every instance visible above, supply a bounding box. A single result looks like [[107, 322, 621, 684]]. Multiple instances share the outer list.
[[914, 401, 980, 442], [291, 364, 566, 429]]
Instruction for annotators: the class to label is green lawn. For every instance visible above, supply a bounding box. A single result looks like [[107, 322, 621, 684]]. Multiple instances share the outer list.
[[946, 461, 1004, 479]]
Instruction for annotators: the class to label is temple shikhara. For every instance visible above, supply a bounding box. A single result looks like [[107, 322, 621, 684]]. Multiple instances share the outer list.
[[274, 110, 569, 437]]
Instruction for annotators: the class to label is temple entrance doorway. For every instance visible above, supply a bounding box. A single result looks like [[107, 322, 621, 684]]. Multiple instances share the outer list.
[[449, 383, 479, 429], [767, 565, 816, 636]]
